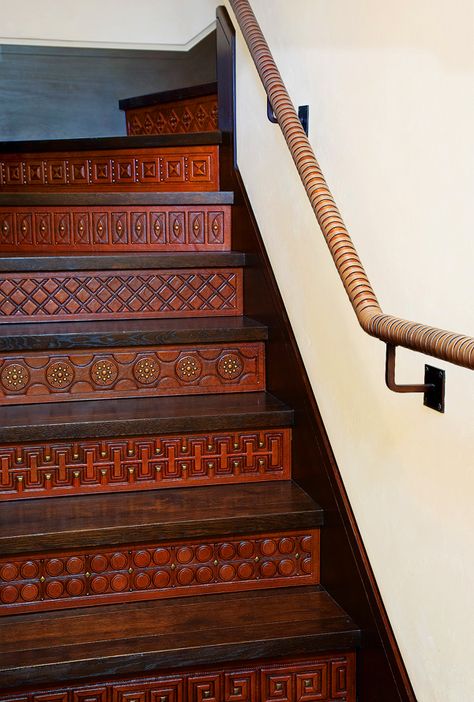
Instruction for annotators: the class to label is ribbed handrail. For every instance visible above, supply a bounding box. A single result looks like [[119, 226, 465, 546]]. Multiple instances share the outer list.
[[229, 0, 474, 371]]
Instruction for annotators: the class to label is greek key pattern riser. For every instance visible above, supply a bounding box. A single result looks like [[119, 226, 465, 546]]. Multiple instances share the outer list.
[[0, 206, 231, 252], [0, 269, 243, 322], [0, 343, 265, 405], [126, 95, 219, 136], [0, 429, 291, 501], [0, 653, 356, 702], [0, 530, 319, 614], [0, 146, 219, 192]]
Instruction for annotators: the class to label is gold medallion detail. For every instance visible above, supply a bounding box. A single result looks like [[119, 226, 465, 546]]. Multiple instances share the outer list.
[[1, 363, 30, 391], [175, 355, 202, 382], [46, 362, 74, 388], [91, 360, 119, 386], [217, 354, 243, 380], [133, 357, 160, 385]]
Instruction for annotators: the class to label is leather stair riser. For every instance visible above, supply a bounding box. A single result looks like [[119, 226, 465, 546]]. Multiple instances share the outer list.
[[0, 529, 319, 615], [0, 205, 231, 252], [126, 94, 219, 136], [0, 653, 356, 702], [0, 343, 265, 405], [0, 146, 219, 192], [0, 268, 243, 322], [0, 428, 291, 501]]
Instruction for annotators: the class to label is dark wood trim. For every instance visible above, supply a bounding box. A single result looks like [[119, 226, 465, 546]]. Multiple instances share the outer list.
[[0, 586, 360, 689], [0, 391, 294, 443], [0, 192, 234, 206], [0, 482, 322, 554], [215, 6, 416, 702], [0, 133, 222, 154], [0, 252, 246, 272], [119, 82, 218, 111], [0, 316, 268, 352]]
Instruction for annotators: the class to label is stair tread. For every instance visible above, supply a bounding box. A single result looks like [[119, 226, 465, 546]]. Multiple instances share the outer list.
[[0, 251, 246, 272], [0, 316, 268, 352], [0, 481, 322, 554], [0, 586, 360, 688], [119, 82, 218, 111], [0, 191, 234, 206], [0, 133, 222, 154], [0, 392, 294, 443]]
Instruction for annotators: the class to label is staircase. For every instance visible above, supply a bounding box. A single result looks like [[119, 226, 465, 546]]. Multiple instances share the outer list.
[[0, 75, 360, 702]]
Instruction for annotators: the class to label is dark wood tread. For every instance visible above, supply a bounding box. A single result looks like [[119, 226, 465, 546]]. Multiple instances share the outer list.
[[0, 586, 360, 689], [0, 191, 234, 206], [0, 481, 322, 555], [119, 82, 218, 111], [0, 251, 246, 272], [0, 316, 268, 352], [0, 392, 294, 443], [0, 132, 222, 154]]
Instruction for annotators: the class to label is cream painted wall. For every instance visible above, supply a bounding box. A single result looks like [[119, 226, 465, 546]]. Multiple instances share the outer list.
[[0, 0, 217, 49], [222, 1, 474, 700], [2, 0, 473, 698]]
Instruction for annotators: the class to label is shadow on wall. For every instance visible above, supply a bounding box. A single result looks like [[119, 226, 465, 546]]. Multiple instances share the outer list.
[[0, 30, 216, 141]]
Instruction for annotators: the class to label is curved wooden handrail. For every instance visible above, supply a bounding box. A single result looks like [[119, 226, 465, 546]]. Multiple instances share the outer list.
[[229, 0, 474, 371]]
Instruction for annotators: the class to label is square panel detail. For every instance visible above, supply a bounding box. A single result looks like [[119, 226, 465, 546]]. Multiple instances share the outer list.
[[73, 688, 108, 702], [47, 162, 67, 184], [0, 654, 356, 702], [224, 671, 257, 702], [187, 674, 221, 702], [116, 159, 135, 182], [140, 159, 159, 182], [0, 147, 218, 191], [190, 159, 209, 180], [112, 686, 146, 702], [69, 160, 89, 184], [92, 161, 113, 184], [163, 158, 186, 183], [261, 672, 292, 702], [295, 666, 328, 701]]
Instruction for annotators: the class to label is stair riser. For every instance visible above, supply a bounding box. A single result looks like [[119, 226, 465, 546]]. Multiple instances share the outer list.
[[126, 94, 219, 136], [0, 146, 219, 192], [0, 343, 265, 405], [0, 653, 356, 702], [0, 205, 231, 252], [0, 268, 243, 323], [0, 530, 319, 615], [0, 428, 291, 501]]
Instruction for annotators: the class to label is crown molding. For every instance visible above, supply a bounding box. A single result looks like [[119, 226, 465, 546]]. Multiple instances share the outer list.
[[0, 20, 216, 52]]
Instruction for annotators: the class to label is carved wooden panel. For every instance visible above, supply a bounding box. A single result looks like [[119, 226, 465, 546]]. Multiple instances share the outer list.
[[0, 654, 356, 702], [260, 655, 356, 701], [0, 343, 265, 405], [0, 268, 243, 322], [0, 428, 291, 501], [0, 146, 219, 192], [125, 95, 219, 136], [0, 530, 319, 614], [0, 205, 231, 252]]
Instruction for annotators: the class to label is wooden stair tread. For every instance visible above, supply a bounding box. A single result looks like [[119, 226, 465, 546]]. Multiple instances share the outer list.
[[0, 191, 234, 206], [0, 481, 322, 554], [0, 392, 293, 443], [0, 251, 246, 272], [119, 82, 218, 112], [0, 316, 268, 352], [0, 132, 222, 154], [0, 586, 360, 688]]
